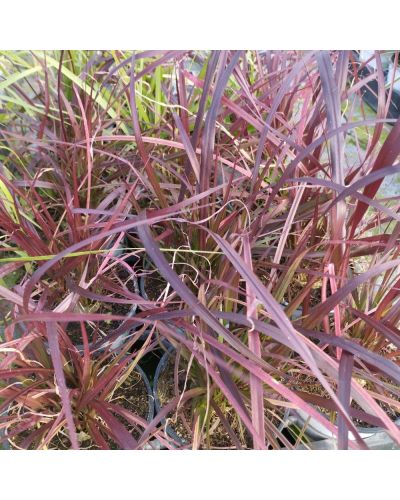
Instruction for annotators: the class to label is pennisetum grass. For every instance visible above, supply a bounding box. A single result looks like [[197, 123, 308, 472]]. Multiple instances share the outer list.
[[1, 50, 399, 449]]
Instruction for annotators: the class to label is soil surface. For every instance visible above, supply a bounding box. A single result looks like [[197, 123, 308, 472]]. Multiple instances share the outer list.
[[143, 274, 169, 301]]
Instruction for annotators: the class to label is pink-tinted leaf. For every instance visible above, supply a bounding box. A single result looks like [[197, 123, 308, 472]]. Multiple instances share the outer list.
[[337, 352, 354, 450], [46, 322, 79, 449], [243, 233, 265, 448], [90, 400, 138, 449]]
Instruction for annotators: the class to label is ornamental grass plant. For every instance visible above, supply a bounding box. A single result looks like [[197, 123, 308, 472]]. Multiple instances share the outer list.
[[1, 50, 400, 449]]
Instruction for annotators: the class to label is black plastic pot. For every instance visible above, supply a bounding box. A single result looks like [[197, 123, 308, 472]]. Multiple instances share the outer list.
[[135, 259, 173, 348], [139, 266, 150, 302], [0, 364, 154, 450], [134, 327, 174, 352], [154, 349, 400, 450], [355, 50, 400, 121], [153, 347, 188, 448], [135, 363, 155, 424]]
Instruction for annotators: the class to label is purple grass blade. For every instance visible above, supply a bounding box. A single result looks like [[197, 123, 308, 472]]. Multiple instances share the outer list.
[[251, 51, 315, 186], [46, 322, 79, 449], [172, 111, 200, 182], [317, 51, 345, 186], [349, 308, 400, 350], [304, 258, 400, 328], [296, 327, 400, 385], [243, 233, 265, 448], [317, 51, 346, 264], [351, 117, 400, 233], [337, 352, 354, 450], [136, 220, 252, 355], [178, 51, 221, 201], [200, 51, 242, 195], [90, 401, 138, 449]]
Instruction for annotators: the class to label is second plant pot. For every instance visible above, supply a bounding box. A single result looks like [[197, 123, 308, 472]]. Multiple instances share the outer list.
[[153, 346, 257, 450], [286, 408, 400, 450]]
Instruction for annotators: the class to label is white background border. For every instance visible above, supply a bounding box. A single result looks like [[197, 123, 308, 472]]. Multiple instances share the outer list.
[[1, 1, 399, 498]]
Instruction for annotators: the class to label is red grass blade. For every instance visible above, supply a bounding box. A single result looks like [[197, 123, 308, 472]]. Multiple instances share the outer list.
[[337, 352, 354, 450], [46, 322, 79, 449]]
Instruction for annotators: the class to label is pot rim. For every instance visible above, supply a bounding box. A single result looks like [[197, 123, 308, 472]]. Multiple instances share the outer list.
[[153, 346, 188, 447], [290, 408, 400, 443]]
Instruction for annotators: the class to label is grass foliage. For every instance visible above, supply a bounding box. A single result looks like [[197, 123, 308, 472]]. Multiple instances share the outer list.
[[0, 50, 400, 449]]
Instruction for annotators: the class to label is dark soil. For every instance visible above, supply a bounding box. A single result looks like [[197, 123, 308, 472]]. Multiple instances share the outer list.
[[143, 274, 169, 301], [110, 368, 150, 426], [136, 348, 166, 384]]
